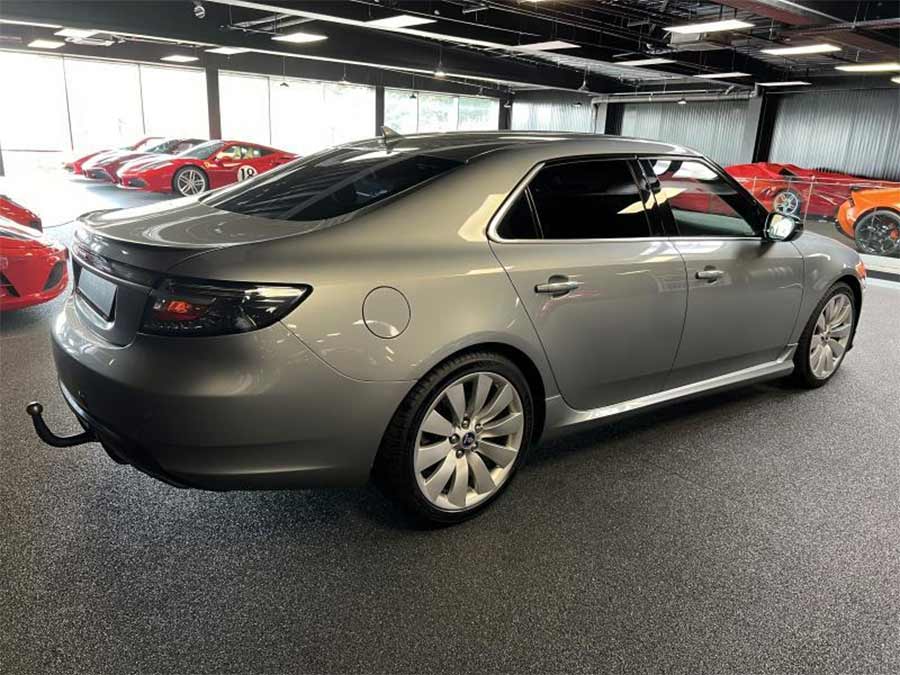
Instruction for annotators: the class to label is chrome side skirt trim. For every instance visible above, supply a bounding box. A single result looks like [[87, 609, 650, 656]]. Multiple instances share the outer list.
[[546, 346, 796, 430]]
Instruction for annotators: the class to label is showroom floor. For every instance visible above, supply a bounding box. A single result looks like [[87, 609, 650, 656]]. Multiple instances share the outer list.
[[2, 178, 899, 674]]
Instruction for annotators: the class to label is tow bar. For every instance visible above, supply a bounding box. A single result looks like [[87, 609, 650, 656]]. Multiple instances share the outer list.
[[26, 401, 97, 448]]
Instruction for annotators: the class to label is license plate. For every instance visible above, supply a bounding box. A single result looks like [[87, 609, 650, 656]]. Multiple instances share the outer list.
[[78, 268, 117, 320]]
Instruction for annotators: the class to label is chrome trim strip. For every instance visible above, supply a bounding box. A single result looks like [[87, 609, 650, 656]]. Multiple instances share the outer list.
[[551, 346, 796, 428]]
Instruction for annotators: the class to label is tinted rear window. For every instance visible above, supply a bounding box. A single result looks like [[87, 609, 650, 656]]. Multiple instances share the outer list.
[[203, 146, 463, 221]]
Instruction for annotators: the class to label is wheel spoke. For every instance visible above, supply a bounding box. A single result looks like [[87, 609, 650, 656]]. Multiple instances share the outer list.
[[814, 346, 827, 375], [827, 338, 845, 359], [815, 314, 826, 334], [477, 383, 512, 423], [822, 345, 835, 373], [476, 440, 517, 468], [447, 456, 469, 507], [424, 454, 456, 501], [831, 302, 850, 328], [445, 383, 467, 425], [421, 409, 453, 437], [481, 412, 523, 439], [416, 440, 452, 472], [469, 374, 492, 418], [468, 452, 495, 494], [830, 323, 852, 339]]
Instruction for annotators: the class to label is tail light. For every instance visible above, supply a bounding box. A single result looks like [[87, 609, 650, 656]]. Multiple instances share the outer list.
[[141, 278, 310, 336]]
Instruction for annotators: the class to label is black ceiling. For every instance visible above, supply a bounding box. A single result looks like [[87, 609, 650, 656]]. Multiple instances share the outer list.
[[1, 0, 897, 95]]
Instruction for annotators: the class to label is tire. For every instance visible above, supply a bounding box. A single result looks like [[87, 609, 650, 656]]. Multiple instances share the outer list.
[[374, 351, 534, 525], [772, 189, 803, 217], [789, 282, 855, 389], [854, 209, 900, 257], [172, 166, 209, 197]]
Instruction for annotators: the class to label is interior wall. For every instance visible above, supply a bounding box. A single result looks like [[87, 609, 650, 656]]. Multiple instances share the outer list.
[[768, 89, 900, 181], [511, 91, 595, 133]]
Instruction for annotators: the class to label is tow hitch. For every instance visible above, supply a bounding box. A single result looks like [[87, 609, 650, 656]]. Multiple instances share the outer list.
[[26, 401, 97, 448]]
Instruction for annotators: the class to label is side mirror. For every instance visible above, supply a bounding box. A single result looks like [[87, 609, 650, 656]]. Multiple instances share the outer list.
[[764, 212, 802, 242]]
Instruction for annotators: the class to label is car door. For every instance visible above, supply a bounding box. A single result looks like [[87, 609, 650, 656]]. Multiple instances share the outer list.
[[489, 157, 688, 411], [640, 157, 804, 388], [206, 143, 256, 188]]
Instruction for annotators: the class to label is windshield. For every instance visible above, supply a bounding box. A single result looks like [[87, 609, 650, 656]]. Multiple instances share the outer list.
[[178, 141, 225, 160], [133, 137, 162, 151], [203, 145, 463, 221]]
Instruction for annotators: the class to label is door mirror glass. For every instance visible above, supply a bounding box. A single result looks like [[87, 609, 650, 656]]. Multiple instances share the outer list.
[[765, 212, 801, 241]]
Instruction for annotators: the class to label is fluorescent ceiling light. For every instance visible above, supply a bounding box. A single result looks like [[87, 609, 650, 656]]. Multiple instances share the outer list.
[[666, 19, 753, 34], [761, 43, 840, 56], [0, 19, 62, 28], [893, 76, 900, 84], [364, 14, 436, 28], [27, 39, 65, 49], [513, 40, 579, 51], [205, 46, 251, 55], [696, 71, 751, 79], [835, 61, 900, 72], [160, 54, 199, 63], [271, 30, 328, 44], [54, 28, 100, 38], [756, 81, 811, 87], [615, 57, 675, 66]]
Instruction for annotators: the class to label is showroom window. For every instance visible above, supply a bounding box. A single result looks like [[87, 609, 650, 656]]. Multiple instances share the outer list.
[[219, 72, 271, 146], [458, 96, 500, 131], [528, 160, 651, 239], [385, 89, 500, 133], [65, 59, 144, 153], [139, 64, 208, 138]]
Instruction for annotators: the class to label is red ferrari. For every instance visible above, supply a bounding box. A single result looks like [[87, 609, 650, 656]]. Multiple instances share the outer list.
[[0, 195, 42, 231], [64, 137, 162, 175], [82, 137, 206, 183], [726, 162, 897, 219], [118, 140, 296, 196], [0, 219, 68, 311]]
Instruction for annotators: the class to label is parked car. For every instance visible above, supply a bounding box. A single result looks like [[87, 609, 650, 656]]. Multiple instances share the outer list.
[[837, 186, 900, 257], [27, 133, 865, 524], [726, 162, 894, 219], [82, 137, 207, 183], [0, 195, 41, 231], [117, 140, 296, 196], [64, 137, 163, 175], [0, 219, 68, 311]]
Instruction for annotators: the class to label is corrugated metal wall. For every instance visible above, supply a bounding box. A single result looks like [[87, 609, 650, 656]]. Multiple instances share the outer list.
[[511, 100, 594, 132], [769, 89, 900, 180], [620, 100, 750, 166]]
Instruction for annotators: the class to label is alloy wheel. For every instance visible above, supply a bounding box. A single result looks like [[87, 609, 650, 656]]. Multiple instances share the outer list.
[[773, 190, 801, 217], [176, 168, 207, 196], [414, 371, 525, 511], [855, 211, 900, 257], [809, 294, 853, 380]]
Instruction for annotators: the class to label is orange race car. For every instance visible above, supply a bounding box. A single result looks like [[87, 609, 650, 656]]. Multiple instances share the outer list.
[[837, 186, 900, 257]]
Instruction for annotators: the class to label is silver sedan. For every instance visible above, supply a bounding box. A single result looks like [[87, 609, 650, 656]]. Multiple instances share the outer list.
[[30, 132, 865, 524]]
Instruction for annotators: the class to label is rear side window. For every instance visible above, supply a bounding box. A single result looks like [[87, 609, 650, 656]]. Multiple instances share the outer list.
[[205, 147, 462, 221], [497, 193, 540, 239], [528, 160, 651, 239]]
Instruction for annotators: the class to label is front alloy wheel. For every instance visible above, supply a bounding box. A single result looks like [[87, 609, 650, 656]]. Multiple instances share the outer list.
[[174, 167, 208, 196], [790, 282, 854, 388], [854, 210, 900, 257]]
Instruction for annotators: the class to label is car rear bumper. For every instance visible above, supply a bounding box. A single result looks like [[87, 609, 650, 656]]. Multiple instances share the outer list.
[[50, 296, 413, 489]]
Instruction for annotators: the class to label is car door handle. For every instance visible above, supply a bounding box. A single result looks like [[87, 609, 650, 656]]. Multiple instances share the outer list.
[[695, 269, 725, 281], [535, 278, 583, 295]]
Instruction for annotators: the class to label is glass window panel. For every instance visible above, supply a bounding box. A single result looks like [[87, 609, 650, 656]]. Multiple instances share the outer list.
[[269, 78, 327, 155], [139, 65, 208, 138], [323, 83, 375, 146], [417, 93, 458, 132], [65, 59, 143, 153], [219, 72, 270, 145], [0, 52, 70, 151], [385, 89, 419, 134], [458, 97, 498, 131]]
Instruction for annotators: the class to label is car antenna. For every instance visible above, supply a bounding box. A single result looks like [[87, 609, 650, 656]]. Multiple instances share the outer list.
[[381, 126, 403, 152]]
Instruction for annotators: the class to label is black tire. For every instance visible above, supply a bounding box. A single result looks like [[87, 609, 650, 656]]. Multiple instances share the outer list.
[[854, 209, 900, 257], [172, 166, 209, 197], [789, 282, 854, 389], [373, 351, 534, 525], [773, 189, 803, 217]]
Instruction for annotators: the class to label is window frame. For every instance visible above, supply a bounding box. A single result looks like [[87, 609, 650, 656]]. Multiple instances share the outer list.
[[488, 154, 664, 243]]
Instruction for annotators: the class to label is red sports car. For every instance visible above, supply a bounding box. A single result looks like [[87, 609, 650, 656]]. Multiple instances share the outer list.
[[118, 140, 296, 196], [82, 137, 206, 183], [0, 219, 68, 311], [726, 162, 897, 219], [0, 195, 41, 231], [64, 136, 162, 175]]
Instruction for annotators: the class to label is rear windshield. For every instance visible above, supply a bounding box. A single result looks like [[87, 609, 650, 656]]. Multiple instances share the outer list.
[[203, 146, 463, 221]]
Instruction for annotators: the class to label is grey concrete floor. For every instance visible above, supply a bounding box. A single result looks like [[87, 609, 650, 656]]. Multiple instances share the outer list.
[[1, 177, 899, 675]]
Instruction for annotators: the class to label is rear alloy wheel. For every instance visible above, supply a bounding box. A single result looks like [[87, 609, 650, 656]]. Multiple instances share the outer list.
[[375, 352, 533, 524], [790, 283, 854, 388], [772, 189, 802, 217], [854, 209, 900, 257], [173, 166, 208, 197]]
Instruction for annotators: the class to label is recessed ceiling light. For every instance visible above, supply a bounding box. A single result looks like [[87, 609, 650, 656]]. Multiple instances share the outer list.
[[835, 61, 900, 72], [434, 69, 447, 78], [696, 71, 751, 79], [54, 28, 101, 38], [615, 57, 675, 66], [513, 40, 579, 51], [761, 43, 840, 56], [666, 19, 753, 34], [205, 46, 251, 55], [271, 31, 328, 44], [364, 14, 436, 29], [756, 81, 811, 87], [160, 54, 199, 63], [27, 39, 65, 49]]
